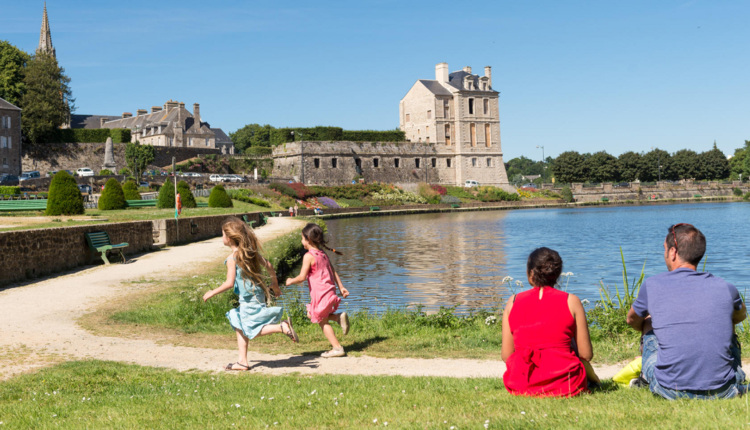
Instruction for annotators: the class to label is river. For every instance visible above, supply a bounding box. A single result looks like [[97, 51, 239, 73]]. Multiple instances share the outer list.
[[285, 202, 749, 313]]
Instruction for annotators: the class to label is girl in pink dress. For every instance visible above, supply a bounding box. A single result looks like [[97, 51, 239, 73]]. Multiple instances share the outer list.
[[286, 223, 351, 357]]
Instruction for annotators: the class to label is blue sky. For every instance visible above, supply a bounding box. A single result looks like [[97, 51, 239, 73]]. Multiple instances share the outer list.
[[2, 0, 749, 159]]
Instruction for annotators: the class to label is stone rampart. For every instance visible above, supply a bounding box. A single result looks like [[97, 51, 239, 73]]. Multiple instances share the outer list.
[[552, 181, 749, 202]]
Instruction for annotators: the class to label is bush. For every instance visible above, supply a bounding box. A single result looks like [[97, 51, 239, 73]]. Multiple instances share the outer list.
[[230, 194, 271, 207], [157, 178, 176, 209], [122, 181, 141, 200], [0, 186, 21, 195], [269, 182, 298, 199], [308, 184, 385, 200], [99, 169, 113, 176], [208, 184, 233, 208], [45, 171, 84, 215], [244, 146, 273, 156], [318, 196, 340, 208], [475, 186, 520, 202], [561, 186, 574, 203], [341, 129, 406, 142], [119, 167, 131, 176], [417, 182, 441, 204], [288, 182, 312, 199], [446, 186, 476, 200], [734, 188, 743, 196], [440, 195, 460, 204], [49, 128, 131, 144], [109, 128, 131, 144], [337, 198, 364, 208], [269, 126, 406, 145], [430, 184, 447, 195], [177, 181, 197, 208], [98, 178, 126, 210]]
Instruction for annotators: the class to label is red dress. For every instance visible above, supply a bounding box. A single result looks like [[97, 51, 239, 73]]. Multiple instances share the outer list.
[[503, 286, 587, 397]]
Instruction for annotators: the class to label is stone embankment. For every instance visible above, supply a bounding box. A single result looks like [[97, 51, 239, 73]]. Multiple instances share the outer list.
[[545, 181, 749, 202]]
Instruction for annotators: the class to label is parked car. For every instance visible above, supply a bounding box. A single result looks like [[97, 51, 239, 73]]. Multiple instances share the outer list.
[[76, 168, 94, 177], [0, 174, 19, 186], [209, 174, 225, 182], [19, 171, 41, 181], [77, 184, 93, 194], [224, 174, 245, 183], [521, 183, 537, 189], [613, 182, 630, 188], [464, 180, 480, 188], [139, 181, 150, 188], [181, 172, 202, 178]]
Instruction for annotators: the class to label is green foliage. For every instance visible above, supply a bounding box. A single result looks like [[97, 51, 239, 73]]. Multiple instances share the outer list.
[[561, 186, 574, 203], [440, 195, 461, 204], [98, 178, 126, 210], [0, 40, 30, 107], [371, 187, 427, 204], [734, 187, 743, 196], [641, 148, 672, 181], [672, 149, 701, 180], [108, 128, 131, 144], [341, 129, 406, 142], [98, 169, 113, 176], [269, 182, 298, 199], [21, 51, 74, 144], [417, 182, 441, 204], [588, 248, 646, 337], [51, 128, 131, 144], [208, 184, 233, 208], [308, 184, 386, 200], [551, 151, 587, 183], [244, 146, 273, 156], [125, 142, 156, 178], [585, 151, 619, 182], [176, 181, 197, 208], [122, 181, 141, 200], [700, 142, 729, 180], [118, 167, 131, 176], [0, 185, 21, 195], [474, 186, 520, 202], [230, 123, 274, 152], [504, 155, 552, 180], [226, 189, 271, 207], [336, 198, 364, 207], [45, 171, 83, 215], [265, 126, 406, 146], [157, 178, 175, 209], [617, 151, 643, 182]]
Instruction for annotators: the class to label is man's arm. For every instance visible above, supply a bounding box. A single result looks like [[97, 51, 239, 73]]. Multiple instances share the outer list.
[[732, 302, 747, 325], [626, 307, 647, 332]]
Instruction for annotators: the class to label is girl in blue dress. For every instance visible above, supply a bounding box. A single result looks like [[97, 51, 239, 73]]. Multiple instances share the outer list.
[[203, 217, 298, 371]]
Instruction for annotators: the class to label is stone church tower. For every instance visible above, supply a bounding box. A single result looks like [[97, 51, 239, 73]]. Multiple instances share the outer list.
[[37, 3, 56, 58]]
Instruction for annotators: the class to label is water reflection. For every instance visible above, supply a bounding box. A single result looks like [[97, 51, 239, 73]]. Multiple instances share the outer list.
[[284, 202, 750, 313]]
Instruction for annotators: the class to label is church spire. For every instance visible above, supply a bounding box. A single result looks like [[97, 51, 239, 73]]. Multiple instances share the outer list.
[[37, 2, 56, 58]]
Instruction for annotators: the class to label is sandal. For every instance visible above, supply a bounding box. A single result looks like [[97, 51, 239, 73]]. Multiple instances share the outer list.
[[225, 362, 250, 371], [282, 318, 299, 343]]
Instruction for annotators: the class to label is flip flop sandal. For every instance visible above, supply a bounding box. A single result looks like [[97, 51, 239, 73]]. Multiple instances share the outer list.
[[282, 318, 299, 343], [225, 362, 250, 371]]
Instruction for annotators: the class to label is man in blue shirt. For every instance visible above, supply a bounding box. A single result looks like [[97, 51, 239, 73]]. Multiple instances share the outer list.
[[627, 223, 748, 399]]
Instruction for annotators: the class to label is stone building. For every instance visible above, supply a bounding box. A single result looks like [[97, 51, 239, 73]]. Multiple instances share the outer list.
[[38, 3, 55, 58], [0, 97, 22, 176], [211, 128, 235, 154], [98, 100, 216, 148]]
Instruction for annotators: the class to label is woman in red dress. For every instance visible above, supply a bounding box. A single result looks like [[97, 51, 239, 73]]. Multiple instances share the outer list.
[[502, 247, 592, 397]]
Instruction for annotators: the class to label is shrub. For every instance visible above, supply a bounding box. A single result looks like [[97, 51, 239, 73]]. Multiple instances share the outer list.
[[278, 196, 297, 209], [49, 128, 131, 143], [734, 187, 743, 196], [208, 184, 233, 208], [341, 129, 406, 142], [177, 180, 197, 208], [46, 171, 84, 215], [430, 184, 447, 195], [440, 195, 460, 204], [337, 198, 364, 208], [0, 186, 21, 195], [308, 184, 385, 200], [98, 169, 113, 176], [231, 194, 271, 207], [561, 186, 574, 203], [122, 181, 141, 200], [371, 187, 427, 204], [288, 182, 313, 199], [417, 182, 441, 204], [446, 186, 476, 200], [98, 178, 126, 210], [244, 146, 273, 156], [157, 178, 176, 208], [475, 186, 520, 202], [269, 182, 298, 199], [318, 196, 340, 208], [119, 167, 131, 176]]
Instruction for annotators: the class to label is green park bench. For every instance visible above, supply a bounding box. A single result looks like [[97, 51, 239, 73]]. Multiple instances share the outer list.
[[451, 204, 460, 208], [85, 231, 128, 265], [694, 194, 702, 198], [125, 199, 156, 208], [242, 215, 256, 229], [0, 199, 48, 212], [369, 206, 380, 212], [269, 211, 278, 217]]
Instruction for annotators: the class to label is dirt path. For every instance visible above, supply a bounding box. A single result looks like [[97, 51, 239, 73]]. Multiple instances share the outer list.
[[0, 217, 624, 380]]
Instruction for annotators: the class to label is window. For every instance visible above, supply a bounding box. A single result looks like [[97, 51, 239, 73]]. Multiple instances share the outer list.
[[426, 126, 429, 133], [314, 158, 320, 168], [418, 137, 421, 142], [395, 158, 400, 168], [470, 123, 477, 147], [405, 113, 410, 122], [472, 158, 477, 167], [445, 124, 451, 146], [417, 129, 420, 135], [485, 124, 491, 148], [355, 158, 362, 169], [447, 159, 452, 168], [431, 158, 437, 168], [331, 158, 338, 168], [483, 83, 487, 90], [444, 100, 450, 118], [468, 99, 474, 114], [7, 137, 10, 148], [427, 110, 432, 119], [426, 137, 429, 143], [486, 158, 492, 167], [373, 158, 379, 168], [1, 136, 5, 148], [483, 99, 489, 114], [415, 158, 420, 168], [2, 158, 6, 168]]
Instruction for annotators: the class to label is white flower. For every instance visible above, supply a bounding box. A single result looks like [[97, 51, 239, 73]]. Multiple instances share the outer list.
[[234, 404, 241, 408], [502, 276, 513, 283], [581, 299, 590, 306], [485, 316, 497, 325], [373, 419, 378, 423], [310, 390, 316, 395], [515, 280, 524, 287], [565, 272, 574, 276], [521, 411, 526, 415]]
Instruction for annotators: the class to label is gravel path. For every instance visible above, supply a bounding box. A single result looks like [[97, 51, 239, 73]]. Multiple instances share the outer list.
[[0, 217, 624, 380]]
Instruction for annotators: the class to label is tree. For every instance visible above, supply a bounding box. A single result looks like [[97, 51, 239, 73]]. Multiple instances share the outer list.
[[122, 180, 141, 200], [21, 51, 74, 144], [125, 142, 155, 178], [551, 151, 586, 183], [641, 148, 672, 182], [157, 178, 176, 209], [45, 171, 84, 215], [230, 124, 275, 152], [176, 180, 197, 208], [699, 142, 729, 180], [0, 40, 30, 107], [98, 178, 126, 210], [585, 151, 619, 183], [672, 149, 701, 180], [730, 142, 749, 179], [208, 184, 233, 208], [617, 151, 643, 182]]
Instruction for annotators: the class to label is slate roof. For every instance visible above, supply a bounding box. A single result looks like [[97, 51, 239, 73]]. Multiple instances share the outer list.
[[446, 70, 497, 93], [102, 106, 213, 136], [69, 114, 119, 129], [210, 128, 233, 144], [418, 80, 453, 96], [0, 97, 21, 111]]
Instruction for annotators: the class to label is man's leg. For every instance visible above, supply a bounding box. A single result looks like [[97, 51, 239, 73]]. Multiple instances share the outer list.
[[732, 334, 747, 394]]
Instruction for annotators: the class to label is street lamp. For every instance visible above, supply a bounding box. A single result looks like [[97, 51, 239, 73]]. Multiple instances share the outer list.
[[536, 145, 545, 182]]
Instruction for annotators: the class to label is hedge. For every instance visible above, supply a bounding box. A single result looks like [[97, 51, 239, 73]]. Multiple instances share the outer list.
[[157, 178, 176, 208], [341, 129, 405, 142], [0, 186, 21, 195], [208, 184, 233, 208], [98, 178, 126, 210], [244, 146, 273, 156], [269, 126, 406, 145], [45, 171, 84, 215], [177, 181, 197, 208], [48, 128, 132, 144], [122, 181, 141, 200]]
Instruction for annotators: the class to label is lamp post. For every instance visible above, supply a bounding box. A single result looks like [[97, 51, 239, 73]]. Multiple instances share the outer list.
[[536, 145, 545, 182]]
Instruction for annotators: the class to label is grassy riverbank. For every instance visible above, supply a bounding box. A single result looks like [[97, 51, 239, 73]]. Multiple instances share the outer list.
[[1, 360, 748, 429]]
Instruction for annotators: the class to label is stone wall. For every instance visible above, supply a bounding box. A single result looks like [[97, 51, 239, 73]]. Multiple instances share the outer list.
[[543, 181, 749, 202], [0, 221, 154, 286], [22, 142, 221, 176], [154, 212, 264, 246]]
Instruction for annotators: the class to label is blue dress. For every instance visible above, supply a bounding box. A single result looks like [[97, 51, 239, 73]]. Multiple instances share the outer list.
[[225, 258, 284, 339]]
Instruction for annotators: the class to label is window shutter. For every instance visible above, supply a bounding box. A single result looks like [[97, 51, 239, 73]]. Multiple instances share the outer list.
[[7, 137, 11, 149]]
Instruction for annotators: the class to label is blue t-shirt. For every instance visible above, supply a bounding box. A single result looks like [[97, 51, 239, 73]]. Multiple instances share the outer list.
[[632, 268, 743, 391]]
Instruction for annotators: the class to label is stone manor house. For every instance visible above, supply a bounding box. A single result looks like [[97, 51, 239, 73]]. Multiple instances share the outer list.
[[0, 97, 22, 176], [273, 63, 513, 190]]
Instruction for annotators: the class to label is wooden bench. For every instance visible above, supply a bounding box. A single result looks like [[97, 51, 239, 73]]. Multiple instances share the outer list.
[[242, 215, 256, 229], [451, 204, 460, 208], [85, 231, 128, 265], [369, 206, 380, 212]]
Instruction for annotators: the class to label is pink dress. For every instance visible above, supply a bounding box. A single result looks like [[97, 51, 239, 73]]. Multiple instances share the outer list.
[[306, 248, 341, 323]]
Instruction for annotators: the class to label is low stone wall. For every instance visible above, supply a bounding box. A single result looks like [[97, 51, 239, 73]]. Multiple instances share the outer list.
[[0, 221, 154, 286], [154, 212, 264, 246], [543, 181, 749, 202], [21, 175, 128, 191], [295, 198, 563, 216]]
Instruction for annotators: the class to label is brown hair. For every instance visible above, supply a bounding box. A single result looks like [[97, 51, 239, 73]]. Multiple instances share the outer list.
[[665, 224, 706, 266], [222, 216, 270, 297], [302, 223, 343, 255], [526, 247, 563, 287]]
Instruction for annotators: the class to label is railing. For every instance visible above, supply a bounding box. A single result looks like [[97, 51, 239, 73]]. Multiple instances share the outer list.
[[0, 193, 49, 200]]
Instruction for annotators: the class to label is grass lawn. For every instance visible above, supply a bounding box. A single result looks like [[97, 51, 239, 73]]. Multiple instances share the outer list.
[[1, 360, 749, 429]]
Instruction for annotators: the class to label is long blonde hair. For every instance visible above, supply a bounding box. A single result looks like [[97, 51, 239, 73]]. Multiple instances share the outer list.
[[222, 217, 270, 298]]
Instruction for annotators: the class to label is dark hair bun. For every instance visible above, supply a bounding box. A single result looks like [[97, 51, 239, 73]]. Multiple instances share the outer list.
[[526, 247, 563, 287]]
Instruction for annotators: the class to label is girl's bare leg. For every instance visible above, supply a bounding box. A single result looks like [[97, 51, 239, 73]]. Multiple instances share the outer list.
[[319, 321, 342, 349], [235, 329, 250, 367], [258, 323, 283, 337], [327, 313, 341, 324]]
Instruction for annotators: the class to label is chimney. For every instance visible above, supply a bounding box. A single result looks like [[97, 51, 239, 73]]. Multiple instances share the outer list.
[[463, 66, 472, 74], [178, 102, 185, 109], [151, 106, 162, 113], [484, 66, 492, 87], [100, 117, 108, 127], [122, 112, 132, 119], [193, 103, 201, 129], [435, 62, 449, 85], [136, 109, 147, 116], [164, 100, 178, 111]]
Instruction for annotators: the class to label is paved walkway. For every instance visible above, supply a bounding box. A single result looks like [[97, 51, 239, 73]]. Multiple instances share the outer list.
[[0, 217, 623, 380]]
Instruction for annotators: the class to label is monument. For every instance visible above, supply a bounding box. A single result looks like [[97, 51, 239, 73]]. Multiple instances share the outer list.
[[101, 137, 117, 172]]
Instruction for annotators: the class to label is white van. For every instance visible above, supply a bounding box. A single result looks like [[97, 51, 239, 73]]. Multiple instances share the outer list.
[[464, 180, 480, 188], [76, 168, 94, 177]]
